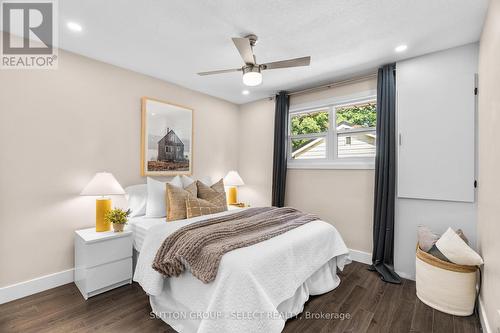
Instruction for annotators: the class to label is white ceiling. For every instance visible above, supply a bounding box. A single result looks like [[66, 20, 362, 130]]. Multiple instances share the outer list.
[[58, 0, 488, 104]]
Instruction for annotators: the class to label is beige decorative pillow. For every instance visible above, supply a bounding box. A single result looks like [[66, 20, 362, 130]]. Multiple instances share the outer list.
[[196, 179, 228, 210], [186, 193, 227, 218], [166, 182, 197, 221]]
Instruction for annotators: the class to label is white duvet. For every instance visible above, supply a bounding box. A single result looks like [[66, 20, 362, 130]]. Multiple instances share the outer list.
[[134, 209, 350, 333]]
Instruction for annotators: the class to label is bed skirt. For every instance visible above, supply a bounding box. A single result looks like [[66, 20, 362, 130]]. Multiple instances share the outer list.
[[149, 256, 347, 333]]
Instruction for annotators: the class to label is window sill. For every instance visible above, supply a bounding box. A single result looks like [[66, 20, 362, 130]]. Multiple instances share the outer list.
[[287, 161, 375, 170]]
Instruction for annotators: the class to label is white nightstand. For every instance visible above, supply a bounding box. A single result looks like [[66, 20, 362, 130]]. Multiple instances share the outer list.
[[74, 227, 133, 300]]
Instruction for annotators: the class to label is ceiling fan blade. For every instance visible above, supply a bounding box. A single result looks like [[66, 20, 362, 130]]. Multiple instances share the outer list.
[[197, 68, 241, 76], [232, 37, 256, 65], [262, 56, 311, 70]]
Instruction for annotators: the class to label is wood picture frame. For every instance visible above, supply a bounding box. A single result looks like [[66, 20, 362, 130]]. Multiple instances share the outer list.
[[141, 97, 193, 176]]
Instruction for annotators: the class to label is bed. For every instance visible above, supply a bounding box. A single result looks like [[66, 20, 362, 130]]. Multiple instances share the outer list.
[[131, 208, 350, 333]]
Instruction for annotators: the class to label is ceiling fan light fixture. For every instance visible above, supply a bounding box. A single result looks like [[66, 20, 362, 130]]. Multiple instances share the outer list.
[[196, 35, 311, 87], [242, 66, 262, 86]]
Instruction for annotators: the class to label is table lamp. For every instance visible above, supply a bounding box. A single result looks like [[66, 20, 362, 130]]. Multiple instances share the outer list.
[[80, 172, 125, 232], [223, 170, 244, 205]]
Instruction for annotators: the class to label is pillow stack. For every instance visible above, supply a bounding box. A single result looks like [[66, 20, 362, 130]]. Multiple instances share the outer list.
[[417, 226, 483, 266], [166, 176, 228, 221], [124, 175, 228, 221], [186, 180, 228, 219]]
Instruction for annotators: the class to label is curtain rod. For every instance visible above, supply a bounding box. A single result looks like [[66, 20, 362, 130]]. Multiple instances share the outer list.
[[266, 72, 378, 101], [288, 72, 377, 96]]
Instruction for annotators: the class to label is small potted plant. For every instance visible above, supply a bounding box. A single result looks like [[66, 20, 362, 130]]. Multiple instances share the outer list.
[[104, 208, 131, 232]]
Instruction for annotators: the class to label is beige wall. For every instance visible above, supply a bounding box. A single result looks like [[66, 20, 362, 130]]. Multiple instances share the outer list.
[[287, 79, 377, 253], [289, 78, 376, 106], [238, 78, 377, 253], [238, 99, 275, 207], [286, 169, 374, 252], [0, 45, 239, 287], [477, 0, 500, 330]]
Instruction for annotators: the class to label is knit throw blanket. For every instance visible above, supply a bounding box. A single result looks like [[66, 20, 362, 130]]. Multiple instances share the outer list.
[[152, 207, 318, 283]]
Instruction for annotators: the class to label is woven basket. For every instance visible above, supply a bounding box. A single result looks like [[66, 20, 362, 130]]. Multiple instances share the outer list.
[[415, 244, 478, 316]]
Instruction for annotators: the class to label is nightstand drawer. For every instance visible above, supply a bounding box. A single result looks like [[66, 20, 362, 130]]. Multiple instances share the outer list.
[[82, 235, 132, 268], [86, 258, 132, 293]]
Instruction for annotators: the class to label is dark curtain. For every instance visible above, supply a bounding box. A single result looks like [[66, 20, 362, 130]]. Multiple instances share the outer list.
[[272, 91, 290, 207], [370, 63, 401, 284]]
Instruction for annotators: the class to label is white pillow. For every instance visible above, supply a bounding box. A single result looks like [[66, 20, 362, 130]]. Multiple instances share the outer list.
[[125, 184, 147, 217], [181, 175, 214, 187], [181, 175, 195, 187], [436, 228, 483, 266], [200, 176, 214, 186], [145, 176, 183, 217]]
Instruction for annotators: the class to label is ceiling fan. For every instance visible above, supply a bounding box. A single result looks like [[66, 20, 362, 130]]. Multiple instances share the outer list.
[[197, 34, 311, 87]]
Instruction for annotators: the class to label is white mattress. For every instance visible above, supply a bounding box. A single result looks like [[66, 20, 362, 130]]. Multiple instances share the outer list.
[[128, 216, 165, 251]]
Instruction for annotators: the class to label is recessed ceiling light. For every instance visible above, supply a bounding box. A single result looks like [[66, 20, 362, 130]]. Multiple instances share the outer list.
[[242, 90, 250, 95], [67, 21, 83, 32], [395, 44, 408, 53]]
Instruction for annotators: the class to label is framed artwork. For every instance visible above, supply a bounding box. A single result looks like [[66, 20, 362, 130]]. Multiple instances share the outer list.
[[141, 97, 193, 176]]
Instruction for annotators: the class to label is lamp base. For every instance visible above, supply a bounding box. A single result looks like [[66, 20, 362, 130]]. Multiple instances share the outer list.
[[227, 187, 238, 205], [96, 198, 112, 232]]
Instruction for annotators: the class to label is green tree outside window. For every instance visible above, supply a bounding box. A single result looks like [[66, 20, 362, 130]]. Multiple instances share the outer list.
[[291, 103, 376, 150]]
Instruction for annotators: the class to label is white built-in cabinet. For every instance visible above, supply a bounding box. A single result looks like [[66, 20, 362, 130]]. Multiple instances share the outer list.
[[396, 43, 478, 203]]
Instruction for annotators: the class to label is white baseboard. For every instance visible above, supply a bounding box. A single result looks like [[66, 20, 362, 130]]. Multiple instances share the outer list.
[[348, 248, 372, 265], [348, 249, 415, 281], [479, 296, 493, 333], [1, 251, 371, 305], [0, 249, 415, 305], [0, 268, 74, 305], [396, 270, 415, 281]]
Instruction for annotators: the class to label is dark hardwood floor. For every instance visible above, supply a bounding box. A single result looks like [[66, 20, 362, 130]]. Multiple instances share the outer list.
[[0, 262, 481, 333]]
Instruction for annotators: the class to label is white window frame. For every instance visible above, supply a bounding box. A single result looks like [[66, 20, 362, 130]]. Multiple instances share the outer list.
[[287, 92, 377, 170]]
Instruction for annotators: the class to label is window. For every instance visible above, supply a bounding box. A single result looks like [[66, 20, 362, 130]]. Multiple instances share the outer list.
[[336, 101, 377, 159], [290, 109, 329, 160], [288, 97, 376, 169]]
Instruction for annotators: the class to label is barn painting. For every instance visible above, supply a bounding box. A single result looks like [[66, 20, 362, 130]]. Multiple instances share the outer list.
[[157, 128, 185, 162], [141, 97, 193, 176]]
